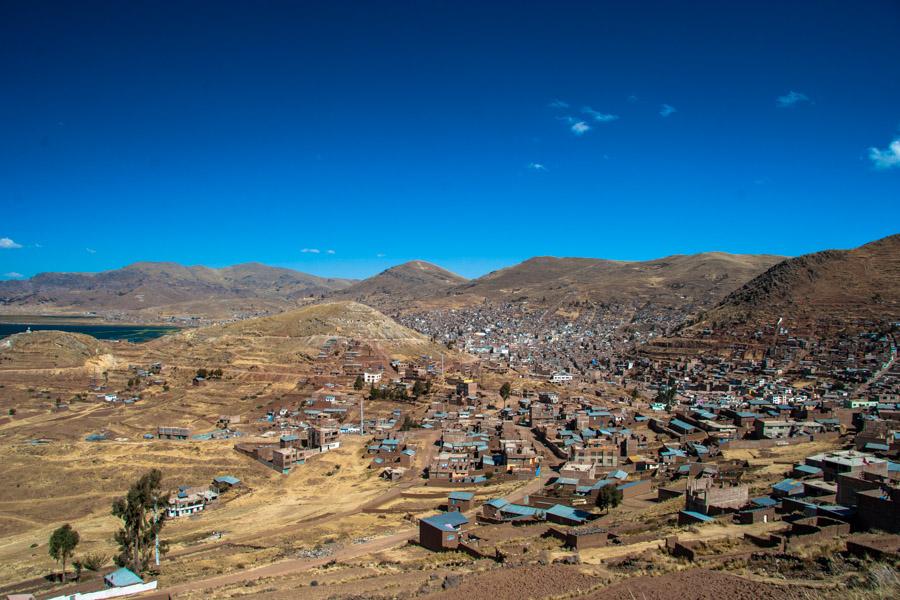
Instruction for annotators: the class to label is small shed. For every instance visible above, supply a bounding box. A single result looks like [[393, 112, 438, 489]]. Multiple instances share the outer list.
[[213, 475, 242, 492], [419, 512, 469, 551], [447, 491, 474, 512]]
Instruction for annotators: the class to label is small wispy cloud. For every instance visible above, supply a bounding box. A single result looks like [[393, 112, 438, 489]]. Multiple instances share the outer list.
[[570, 121, 591, 136], [869, 138, 900, 170], [376, 253, 386, 258], [548, 99, 569, 109], [0, 237, 22, 249], [301, 248, 320, 254], [659, 104, 677, 117], [582, 106, 619, 122], [326, 249, 336, 255], [85, 247, 97, 254], [776, 91, 810, 108], [627, 94, 639, 103], [528, 162, 547, 171], [4, 272, 23, 278]]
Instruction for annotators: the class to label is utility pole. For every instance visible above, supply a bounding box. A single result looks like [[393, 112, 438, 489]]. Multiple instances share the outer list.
[[359, 396, 364, 436], [154, 501, 160, 567]]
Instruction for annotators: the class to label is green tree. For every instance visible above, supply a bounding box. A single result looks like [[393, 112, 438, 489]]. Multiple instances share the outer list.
[[49, 523, 80, 583], [596, 485, 623, 514], [499, 382, 512, 407], [112, 469, 169, 575], [353, 375, 364, 390], [655, 377, 678, 411], [412, 380, 426, 397]]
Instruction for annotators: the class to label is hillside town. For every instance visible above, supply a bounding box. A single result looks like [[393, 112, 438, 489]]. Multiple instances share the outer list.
[[2, 2, 899, 597]]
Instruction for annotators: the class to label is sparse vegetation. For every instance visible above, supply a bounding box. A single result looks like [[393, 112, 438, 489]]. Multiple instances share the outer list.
[[596, 485, 623, 514], [112, 469, 169, 575], [48, 523, 79, 583]]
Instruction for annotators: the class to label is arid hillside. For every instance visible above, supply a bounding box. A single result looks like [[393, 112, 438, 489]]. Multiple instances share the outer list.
[[0, 331, 110, 370], [0, 262, 355, 317], [689, 234, 900, 333], [333, 261, 468, 310], [154, 300, 454, 362], [452, 252, 782, 309]]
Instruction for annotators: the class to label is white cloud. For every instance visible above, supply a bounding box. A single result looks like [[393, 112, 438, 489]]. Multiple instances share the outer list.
[[869, 138, 900, 170], [659, 104, 677, 117], [528, 162, 547, 171], [85, 247, 97, 254], [582, 107, 619, 122], [548, 99, 569, 109], [301, 248, 320, 254], [570, 121, 591, 135], [376, 253, 386, 258], [4, 272, 23, 278], [326, 249, 336, 255], [776, 91, 809, 108], [0, 237, 22, 249]]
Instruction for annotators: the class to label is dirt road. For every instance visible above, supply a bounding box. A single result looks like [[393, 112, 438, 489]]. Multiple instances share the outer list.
[[165, 471, 550, 597]]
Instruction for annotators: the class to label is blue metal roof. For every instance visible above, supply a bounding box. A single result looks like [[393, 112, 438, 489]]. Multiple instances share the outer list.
[[669, 418, 696, 431], [680, 510, 715, 523], [773, 478, 803, 493], [422, 511, 469, 530], [105, 567, 143, 587], [591, 478, 615, 489], [546, 504, 592, 522], [864, 442, 890, 451], [449, 491, 475, 501], [555, 477, 579, 486], [486, 498, 509, 508], [617, 481, 642, 490], [751, 496, 778, 507], [794, 464, 822, 475], [214, 475, 240, 485], [500, 504, 544, 518]]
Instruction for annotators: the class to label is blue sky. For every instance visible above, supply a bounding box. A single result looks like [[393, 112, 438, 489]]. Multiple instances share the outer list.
[[1, 0, 899, 280]]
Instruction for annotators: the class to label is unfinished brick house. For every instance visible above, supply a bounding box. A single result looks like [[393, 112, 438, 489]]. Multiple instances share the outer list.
[[685, 478, 749, 515]]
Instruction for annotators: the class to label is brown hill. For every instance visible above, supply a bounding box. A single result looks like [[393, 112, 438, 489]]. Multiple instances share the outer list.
[[157, 301, 452, 362], [333, 261, 468, 310], [0, 330, 110, 370], [0, 262, 355, 315], [450, 252, 782, 310], [691, 234, 900, 332]]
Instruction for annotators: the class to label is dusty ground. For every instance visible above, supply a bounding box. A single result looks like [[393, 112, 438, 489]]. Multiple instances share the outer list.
[[0, 326, 883, 600]]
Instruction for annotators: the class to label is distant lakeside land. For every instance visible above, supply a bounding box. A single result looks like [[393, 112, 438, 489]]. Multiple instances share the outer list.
[[0, 315, 179, 342]]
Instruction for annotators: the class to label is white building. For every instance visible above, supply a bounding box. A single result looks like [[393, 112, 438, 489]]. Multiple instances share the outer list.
[[167, 487, 218, 518], [550, 371, 573, 383], [363, 371, 382, 384]]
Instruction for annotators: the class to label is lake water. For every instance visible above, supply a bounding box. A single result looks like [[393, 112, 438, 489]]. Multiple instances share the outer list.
[[0, 320, 179, 343]]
